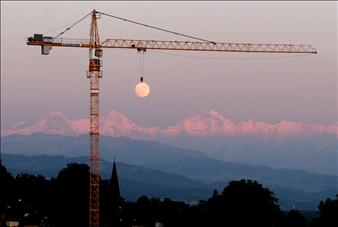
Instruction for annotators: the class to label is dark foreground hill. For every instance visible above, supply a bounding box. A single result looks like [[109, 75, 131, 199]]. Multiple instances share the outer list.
[[2, 153, 337, 210]]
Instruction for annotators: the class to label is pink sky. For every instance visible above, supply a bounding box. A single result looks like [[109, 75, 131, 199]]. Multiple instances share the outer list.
[[1, 2, 337, 128]]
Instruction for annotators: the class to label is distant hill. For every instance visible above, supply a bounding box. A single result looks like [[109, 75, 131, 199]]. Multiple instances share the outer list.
[[2, 153, 337, 210], [2, 134, 337, 193], [2, 153, 211, 202], [1, 133, 207, 163], [160, 133, 338, 175]]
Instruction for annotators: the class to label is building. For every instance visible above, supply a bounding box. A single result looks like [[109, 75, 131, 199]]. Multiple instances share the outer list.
[[110, 157, 124, 227], [110, 158, 121, 205]]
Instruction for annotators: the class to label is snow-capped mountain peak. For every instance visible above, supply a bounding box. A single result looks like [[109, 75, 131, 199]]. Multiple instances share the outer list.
[[2, 110, 337, 138], [2, 112, 77, 136]]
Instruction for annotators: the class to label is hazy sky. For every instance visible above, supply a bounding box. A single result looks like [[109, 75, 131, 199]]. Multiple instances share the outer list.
[[1, 1, 337, 128]]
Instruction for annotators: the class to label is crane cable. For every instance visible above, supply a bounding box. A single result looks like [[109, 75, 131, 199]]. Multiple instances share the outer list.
[[139, 52, 145, 75], [47, 10, 216, 44], [43, 21, 76, 36], [45, 10, 311, 62], [54, 11, 92, 38], [97, 11, 217, 44]]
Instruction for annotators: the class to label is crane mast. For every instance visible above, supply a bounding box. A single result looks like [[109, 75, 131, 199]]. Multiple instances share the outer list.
[[88, 10, 101, 227], [26, 9, 317, 227]]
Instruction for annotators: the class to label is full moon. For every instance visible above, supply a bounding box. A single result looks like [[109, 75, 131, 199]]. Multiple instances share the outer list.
[[135, 82, 150, 97]]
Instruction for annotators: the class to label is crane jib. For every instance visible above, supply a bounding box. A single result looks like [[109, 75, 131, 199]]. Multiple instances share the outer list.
[[26, 34, 317, 54], [27, 39, 317, 54]]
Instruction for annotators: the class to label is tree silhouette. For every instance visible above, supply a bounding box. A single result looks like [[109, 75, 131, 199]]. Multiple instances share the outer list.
[[14, 173, 49, 224], [0, 164, 16, 225], [4, 162, 336, 227], [311, 194, 338, 227], [0, 163, 15, 204], [285, 209, 307, 227], [55, 163, 89, 227], [133, 195, 154, 226], [206, 179, 284, 227]]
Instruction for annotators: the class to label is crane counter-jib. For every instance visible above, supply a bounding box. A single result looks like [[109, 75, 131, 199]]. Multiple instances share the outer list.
[[27, 41, 92, 48]]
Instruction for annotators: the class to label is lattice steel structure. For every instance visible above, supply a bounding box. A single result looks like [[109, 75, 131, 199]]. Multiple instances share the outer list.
[[88, 10, 101, 227], [26, 9, 317, 227], [27, 37, 317, 54]]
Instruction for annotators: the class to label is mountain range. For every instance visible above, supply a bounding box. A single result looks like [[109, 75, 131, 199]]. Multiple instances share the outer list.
[[2, 110, 337, 138], [2, 120, 337, 210], [2, 111, 337, 175]]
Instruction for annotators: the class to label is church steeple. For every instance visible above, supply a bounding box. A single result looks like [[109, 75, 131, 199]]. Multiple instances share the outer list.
[[110, 156, 124, 226], [110, 155, 121, 203]]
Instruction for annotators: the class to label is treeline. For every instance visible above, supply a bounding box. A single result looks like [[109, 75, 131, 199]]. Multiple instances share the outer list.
[[0, 163, 337, 227]]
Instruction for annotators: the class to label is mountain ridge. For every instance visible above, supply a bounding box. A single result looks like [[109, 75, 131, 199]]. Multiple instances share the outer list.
[[2, 110, 337, 138], [2, 134, 337, 191]]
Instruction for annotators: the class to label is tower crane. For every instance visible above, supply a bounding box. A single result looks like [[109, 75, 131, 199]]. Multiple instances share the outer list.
[[26, 9, 317, 227]]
